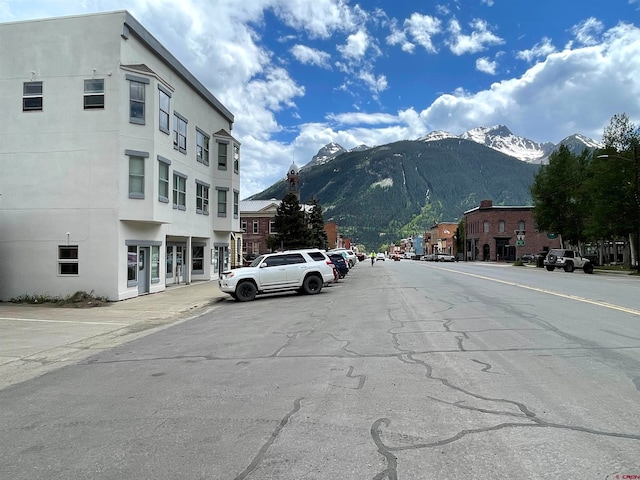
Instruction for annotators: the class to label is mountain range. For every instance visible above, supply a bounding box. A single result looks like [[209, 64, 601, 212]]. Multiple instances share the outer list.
[[249, 126, 602, 250]]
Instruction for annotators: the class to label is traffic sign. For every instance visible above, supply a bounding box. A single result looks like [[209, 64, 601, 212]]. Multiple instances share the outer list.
[[516, 240, 525, 246]]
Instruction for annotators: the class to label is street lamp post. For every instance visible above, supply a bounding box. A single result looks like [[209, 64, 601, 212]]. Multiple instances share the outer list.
[[598, 144, 640, 274]]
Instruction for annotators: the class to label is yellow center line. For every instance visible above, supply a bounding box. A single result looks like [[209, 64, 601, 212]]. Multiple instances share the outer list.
[[0, 317, 129, 326], [430, 265, 640, 317]]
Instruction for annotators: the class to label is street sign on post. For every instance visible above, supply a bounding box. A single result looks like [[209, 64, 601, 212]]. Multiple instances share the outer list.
[[515, 230, 525, 247]]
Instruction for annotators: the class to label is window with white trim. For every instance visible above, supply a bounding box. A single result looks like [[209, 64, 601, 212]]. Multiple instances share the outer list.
[[128, 156, 145, 198], [217, 188, 227, 217], [23, 81, 43, 111], [499, 220, 505, 233], [173, 112, 187, 154], [253, 220, 259, 234], [218, 142, 228, 169], [233, 190, 239, 218], [269, 220, 276, 234], [158, 87, 170, 134], [129, 79, 146, 124], [196, 181, 209, 214], [234, 144, 240, 173], [158, 157, 170, 203], [58, 245, 79, 275], [196, 129, 210, 165], [241, 219, 247, 232], [173, 173, 187, 210], [483, 221, 489, 233], [83, 79, 104, 109], [192, 245, 204, 273]]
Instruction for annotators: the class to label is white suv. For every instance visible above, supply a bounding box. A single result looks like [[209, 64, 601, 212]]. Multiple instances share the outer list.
[[219, 249, 336, 301], [328, 248, 357, 268]]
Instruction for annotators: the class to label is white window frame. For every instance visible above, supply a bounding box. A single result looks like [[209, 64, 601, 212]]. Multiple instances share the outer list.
[[127, 74, 148, 125], [196, 128, 210, 166], [253, 220, 259, 234], [83, 79, 104, 109], [58, 245, 79, 276], [196, 180, 210, 215], [173, 112, 188, 154], [158, 85, 171, 134], [23, 81, 43, 111], [173, 172, 187, 210]]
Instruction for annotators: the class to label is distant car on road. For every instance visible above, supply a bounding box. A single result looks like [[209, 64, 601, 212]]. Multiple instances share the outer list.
[[376, 253, 386, 261], [437, 253, 456, 262], [544, 249, 594, 274]]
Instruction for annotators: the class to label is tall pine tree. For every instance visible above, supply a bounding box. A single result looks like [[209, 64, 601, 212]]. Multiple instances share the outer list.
[[308, 199, 329, 250], [272, 193, 311, 250]]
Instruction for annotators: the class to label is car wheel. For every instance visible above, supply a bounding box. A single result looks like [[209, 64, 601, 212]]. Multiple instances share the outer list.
[[547, 253, 557, 264], [546, 266, 555, 271], [235, 281, 257, 302], [584, 263, 594, 274], [302, 275, 323, 295], [564, 262, 574, 273]]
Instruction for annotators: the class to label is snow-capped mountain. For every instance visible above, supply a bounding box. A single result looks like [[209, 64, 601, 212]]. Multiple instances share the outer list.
[[306, 125, 601, 169], [459, 125, 556, 163], [303, 142, 371, 169]]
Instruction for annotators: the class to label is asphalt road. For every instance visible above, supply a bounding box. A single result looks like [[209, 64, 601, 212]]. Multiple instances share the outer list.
[[1, 261, 639, 479]]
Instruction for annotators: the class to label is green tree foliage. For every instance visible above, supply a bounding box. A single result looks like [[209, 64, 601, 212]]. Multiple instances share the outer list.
[[530, 145, 590, 245], [307, 199, 329, 250], [272, 193, 311, 250]]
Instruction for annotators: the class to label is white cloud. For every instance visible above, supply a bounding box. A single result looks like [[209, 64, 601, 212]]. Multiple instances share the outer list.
[[358, 70, 388, 96], [290, 44, 331, 68], [405, 13, 442, 53], [517, 37, 557, 62], [327, 112, 398, 125], [476, 57, 497, 74], [447, 18, 504, 55], [386, 21, 416, 53], [571, 17, 604, 46], [337, 29, 370, 61], [481, 0, 494, 5]]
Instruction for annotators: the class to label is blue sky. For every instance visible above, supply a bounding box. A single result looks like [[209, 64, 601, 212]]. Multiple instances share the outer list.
[[2, 0, 639, 197]]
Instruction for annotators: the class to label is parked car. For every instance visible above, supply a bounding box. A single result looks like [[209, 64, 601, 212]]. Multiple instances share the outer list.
[[376, 253, 386, 261], [328, 253, 349, 278], [422, 253, 436, 261], [520, 253, 536, 262], [328, 248, 357, 268], [356, 252, 365, 262], [543, 249, 594, 273], [219, 249, 336, 301], [437, 253, 456, 262]]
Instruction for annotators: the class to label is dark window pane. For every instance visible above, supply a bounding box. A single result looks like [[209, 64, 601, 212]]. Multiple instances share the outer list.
[[23, 97, 43, 111], [60, 263, 79, 275]]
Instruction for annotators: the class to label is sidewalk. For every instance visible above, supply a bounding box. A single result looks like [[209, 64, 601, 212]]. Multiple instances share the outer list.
[[0, 281, 227, 390]]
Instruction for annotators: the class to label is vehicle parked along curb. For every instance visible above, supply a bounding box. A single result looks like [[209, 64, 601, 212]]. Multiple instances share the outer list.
[[219, 249, 336, 301], [543, 249, 594, 274]]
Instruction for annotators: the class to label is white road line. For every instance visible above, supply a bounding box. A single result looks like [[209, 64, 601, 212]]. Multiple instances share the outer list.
[[431, 265, 640, 317], [0, 317, 129, 326]]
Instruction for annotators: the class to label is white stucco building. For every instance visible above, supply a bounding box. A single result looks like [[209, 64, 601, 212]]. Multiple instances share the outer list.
[[0, 11, 242, 301]]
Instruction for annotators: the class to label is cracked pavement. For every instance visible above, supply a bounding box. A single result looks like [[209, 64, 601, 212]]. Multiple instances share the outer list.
[[1, 261, 639, 479]]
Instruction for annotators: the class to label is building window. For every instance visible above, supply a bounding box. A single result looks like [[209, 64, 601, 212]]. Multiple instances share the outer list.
[[253, 220, 259, 234], [158, 157, 170, 203], [519, 220, 526, 231], [151, 245, 160, 282], [158, 87, 171, 134], [58, 245, 78, 275], [269, 220, 276, 233], [233, 190, 239, 218], [499, 220, 505, 233], [192, 246, 204, 273], [241, 220, 247, 232], [196, 129, 210, 165], [83, 79, 104, 109], [218, 142, 228, 169], [173, 173, 187, 210], [129, 80, 145, 124], [234, 144, 240, 173], [127, 246, 137, 283], [173, 112, 187, 154], [129, 156, 145, 198], [217, 188, 227, 217], [23, 81, 43, 111], [196, 181, 209, 214], [483, 221, 489, 233]]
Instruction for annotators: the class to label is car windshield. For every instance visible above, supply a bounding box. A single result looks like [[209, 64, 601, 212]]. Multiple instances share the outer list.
[[249, 255, 265, 267]]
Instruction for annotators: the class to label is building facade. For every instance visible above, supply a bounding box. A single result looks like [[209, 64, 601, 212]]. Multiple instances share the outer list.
[[464, 200, 561, 261], [0, 11, 241, 301], [424, 222, 459, 257]]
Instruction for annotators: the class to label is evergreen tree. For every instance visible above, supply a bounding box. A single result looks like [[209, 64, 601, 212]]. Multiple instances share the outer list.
[[273, 193, 311, 250], [307, 199, 329, 250], [530, 145, 589, 246]]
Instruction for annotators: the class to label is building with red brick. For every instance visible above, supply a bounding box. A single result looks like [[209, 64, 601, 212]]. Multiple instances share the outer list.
[[464, 200, 561, 261]]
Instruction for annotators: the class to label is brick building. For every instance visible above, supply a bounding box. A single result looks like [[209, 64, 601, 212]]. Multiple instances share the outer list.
[[464, 200, 561, 261], [425, 222, 459, 257]]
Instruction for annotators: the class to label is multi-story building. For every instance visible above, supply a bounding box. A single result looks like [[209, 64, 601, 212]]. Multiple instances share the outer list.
[[424, 222, 459, 257], [464, 200, 561, 261], [0, 11, 241, 301]]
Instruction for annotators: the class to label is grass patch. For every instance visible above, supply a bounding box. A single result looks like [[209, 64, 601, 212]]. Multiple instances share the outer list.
[[10, 291, 110, 308]]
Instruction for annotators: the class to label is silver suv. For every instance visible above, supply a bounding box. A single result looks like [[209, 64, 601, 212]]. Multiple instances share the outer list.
[[219, 249, 336, 301], [544, 249, 594, 274]]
